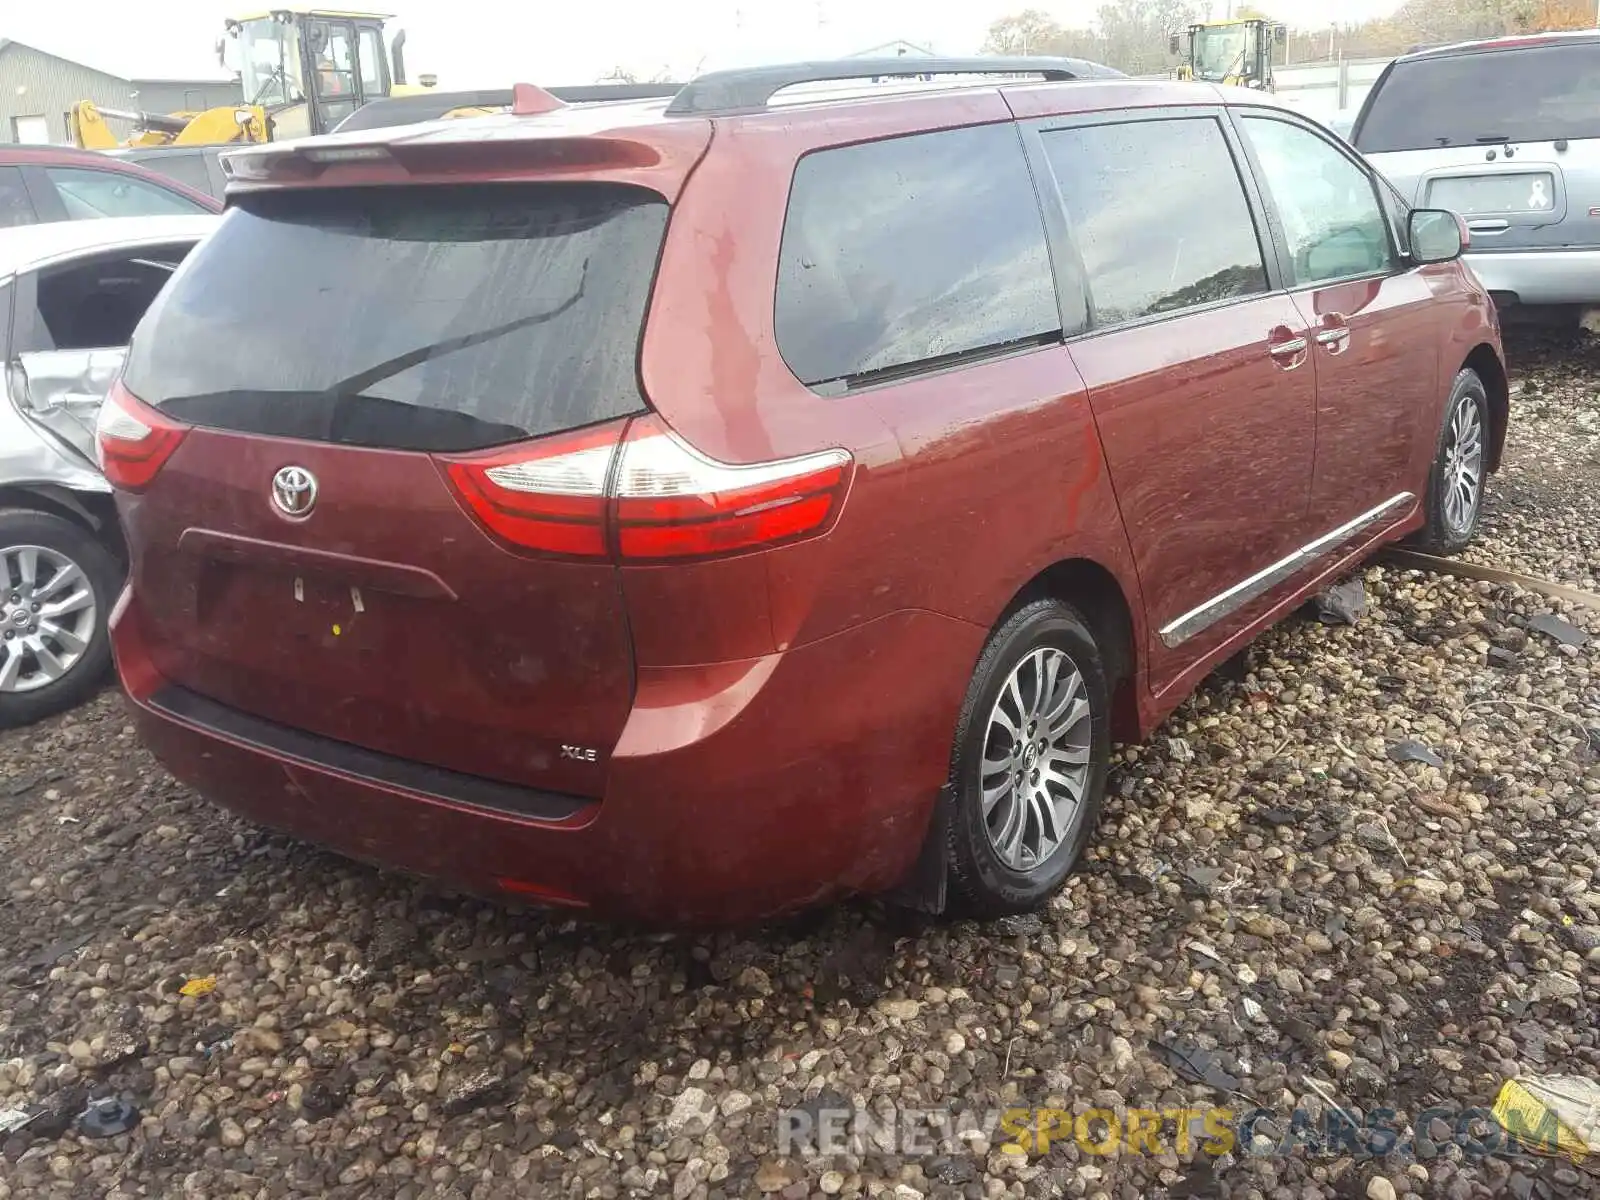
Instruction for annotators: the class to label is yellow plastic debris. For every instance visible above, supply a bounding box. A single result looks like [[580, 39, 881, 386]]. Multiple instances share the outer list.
[[1492, 1075, 1600, 1160], [178, 976, 217, 998]]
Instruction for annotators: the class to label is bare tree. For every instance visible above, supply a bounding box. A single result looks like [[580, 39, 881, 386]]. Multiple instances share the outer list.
[[598, 64, 678, 85], [1095, 0, 1201, 74], [983, 9, 1070, 56], [987, 0, 1592, 73]]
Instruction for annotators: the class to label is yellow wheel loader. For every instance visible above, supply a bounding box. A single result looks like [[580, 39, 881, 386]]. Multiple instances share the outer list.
[[72, 7, 424, 150], [1171, 17, 1287, 91], [222, 7, 426, 140]]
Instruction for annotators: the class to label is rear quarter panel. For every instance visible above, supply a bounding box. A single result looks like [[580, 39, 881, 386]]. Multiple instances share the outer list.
[[637, 94, 1145, 671]]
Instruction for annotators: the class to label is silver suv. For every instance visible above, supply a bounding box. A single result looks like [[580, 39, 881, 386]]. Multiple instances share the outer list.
[[1352, 31, 1600, 307]]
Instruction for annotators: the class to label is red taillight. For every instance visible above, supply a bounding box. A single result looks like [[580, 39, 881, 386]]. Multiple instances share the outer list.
[[95, 381, 188, 492], [441, 420, 621, 558], [611, 415, 850, 561], [438, 415, 853, 562]]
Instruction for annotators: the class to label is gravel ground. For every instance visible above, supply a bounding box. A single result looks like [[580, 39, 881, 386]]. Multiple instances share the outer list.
[[3, 332, 1599, 1200], [1466, 325, 1600, 592]]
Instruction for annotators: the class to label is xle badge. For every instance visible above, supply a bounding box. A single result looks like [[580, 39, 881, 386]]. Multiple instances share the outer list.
[[560, 745, 598, 763]]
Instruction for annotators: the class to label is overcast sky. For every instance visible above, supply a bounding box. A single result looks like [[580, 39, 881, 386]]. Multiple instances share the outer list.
[[8, 0, 1404, 87]]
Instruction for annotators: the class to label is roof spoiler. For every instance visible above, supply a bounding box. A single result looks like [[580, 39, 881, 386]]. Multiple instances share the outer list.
[[331, 83, 682, 134]]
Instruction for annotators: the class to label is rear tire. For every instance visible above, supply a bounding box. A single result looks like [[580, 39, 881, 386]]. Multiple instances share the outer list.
[[945, 597, 1110, 917], [1410, 368, 1488, 556], [0, 509, 121, 729]]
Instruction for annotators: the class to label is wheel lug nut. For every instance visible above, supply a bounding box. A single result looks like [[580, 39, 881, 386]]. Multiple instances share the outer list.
[[29, 603, 38, 612]]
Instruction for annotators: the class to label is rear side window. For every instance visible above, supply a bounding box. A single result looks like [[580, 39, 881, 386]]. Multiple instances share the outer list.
[[33, 244, 194, 351], [1355, 42, 1600, 153], [44, 167, 208, 218], [0, 167, 35, 228], [122, 152, 216, 198], [1040, 117, 1268, 327], [123, 183, 669, 453], [775, 124, 1062, 390]]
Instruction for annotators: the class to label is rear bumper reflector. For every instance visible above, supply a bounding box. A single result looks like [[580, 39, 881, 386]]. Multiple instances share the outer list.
[[146, 685, 591, 824]]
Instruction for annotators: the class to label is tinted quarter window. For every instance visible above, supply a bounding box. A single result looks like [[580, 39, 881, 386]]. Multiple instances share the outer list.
[[1242, 116, 1393, 285], [123, 183, 668, 453], [775, 123, 1062, 389], [44, 166, 209, 219], [1355, 43, 1600, 153], [1041, 117, 1267, 327], [0, 167, 35, 228], [122, 152, 216, 198], [1377, 173, 1411, 255]]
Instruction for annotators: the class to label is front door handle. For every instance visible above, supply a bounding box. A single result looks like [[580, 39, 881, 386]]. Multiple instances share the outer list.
[[1315, 327, 1350, 348]]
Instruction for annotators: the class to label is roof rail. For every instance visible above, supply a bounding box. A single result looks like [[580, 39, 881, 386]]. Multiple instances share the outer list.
[[662, 56, 1124, 117]]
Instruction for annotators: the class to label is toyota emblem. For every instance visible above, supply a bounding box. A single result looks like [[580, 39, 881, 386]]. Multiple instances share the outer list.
[[271, 465, 318, 519]]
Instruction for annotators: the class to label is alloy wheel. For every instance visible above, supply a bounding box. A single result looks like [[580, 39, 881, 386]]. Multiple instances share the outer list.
[[0, 544, 97, 694], [979, 646, 1093, 871], [1441, 395, 1484, 536]]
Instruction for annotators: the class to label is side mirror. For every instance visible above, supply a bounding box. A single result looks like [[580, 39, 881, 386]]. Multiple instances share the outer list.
[[1274, 25, 1287, 45], [1409, 209, 1467, 264], [1169, 34, 1181, 56]]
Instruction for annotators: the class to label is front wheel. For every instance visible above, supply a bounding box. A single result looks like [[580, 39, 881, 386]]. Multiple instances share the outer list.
[[1410, 368, 1488, 555], [0, 509, 121, 728], [945, 597, 1110, 917]]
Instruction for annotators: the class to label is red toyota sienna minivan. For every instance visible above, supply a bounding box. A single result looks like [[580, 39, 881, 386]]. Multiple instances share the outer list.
[[101, 60, 1506, 926]]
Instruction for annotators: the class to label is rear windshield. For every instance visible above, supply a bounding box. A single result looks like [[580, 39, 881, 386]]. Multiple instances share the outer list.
[[123, 183, 668, 453], [1355, 42, 1600, 153]]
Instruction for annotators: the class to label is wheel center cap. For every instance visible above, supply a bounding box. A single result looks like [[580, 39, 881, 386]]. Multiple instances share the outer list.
[[11, 609, 27, 627], [1023, 742, 1041, 770]]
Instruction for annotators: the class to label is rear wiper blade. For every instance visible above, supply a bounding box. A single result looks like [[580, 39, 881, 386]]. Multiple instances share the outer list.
[[322, 263, 588, 398]]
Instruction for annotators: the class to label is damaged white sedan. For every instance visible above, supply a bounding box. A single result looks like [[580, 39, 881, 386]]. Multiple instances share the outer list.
[[0, 214, 217, 724]]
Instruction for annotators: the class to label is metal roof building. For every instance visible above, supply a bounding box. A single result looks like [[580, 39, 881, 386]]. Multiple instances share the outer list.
[[0, 39, 241, 146]]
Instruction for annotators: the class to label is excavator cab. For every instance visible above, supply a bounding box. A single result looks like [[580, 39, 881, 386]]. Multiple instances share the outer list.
[[224, 8, 404, 139], [1172, 18, 1286, 90]]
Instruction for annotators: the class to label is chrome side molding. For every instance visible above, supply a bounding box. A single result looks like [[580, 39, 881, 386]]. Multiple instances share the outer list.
[[1158, 492, 1414, 649]]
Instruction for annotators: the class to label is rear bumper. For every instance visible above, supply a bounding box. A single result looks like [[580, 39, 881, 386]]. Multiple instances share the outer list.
[[1465, 248, 1600, 306], [112, 589, 984, 926]]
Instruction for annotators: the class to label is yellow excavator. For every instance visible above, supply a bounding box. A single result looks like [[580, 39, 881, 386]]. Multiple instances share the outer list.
[[1171, 17, 1287, 91], [72, 7, 429, 150]]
